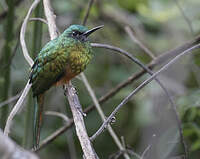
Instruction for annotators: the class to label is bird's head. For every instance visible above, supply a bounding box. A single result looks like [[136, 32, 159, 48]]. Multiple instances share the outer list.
[[62, 24, 103, 42]]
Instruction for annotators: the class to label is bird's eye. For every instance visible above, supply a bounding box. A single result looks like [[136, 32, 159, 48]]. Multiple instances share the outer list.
[[72, 31, 78, 37]]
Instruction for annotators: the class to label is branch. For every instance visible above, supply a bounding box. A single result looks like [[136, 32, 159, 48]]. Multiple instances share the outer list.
[[20, 0, 40, 66], [43, 0, 57, 39], [4, 81, 32, 136], [43, 0, 98, 158], [64, 83, 98, 159], [124, 26, 156, 59], [0, 130, 38, 159], [90, 43, 200, 145], [45, 111, 70, 123], [174, 0, 194, 35], [82, 0, 94, 25], [29, 17, 48, 24], [0, 93, 20, 108], [81, 73, 130, 159], [123, 26, 187, 157]]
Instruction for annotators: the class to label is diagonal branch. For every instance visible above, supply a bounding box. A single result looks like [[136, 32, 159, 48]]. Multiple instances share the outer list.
[[0, 93, 21, 108], [4, 81, 31, 136], [0, 130, 39, 159], [124, 26, 187, 157], [82, 0, 94, 25], [174, 0, 194, 35], [81, 73, 130, 159], [90, 43, 200, 154], [124, 26, 156, 59]]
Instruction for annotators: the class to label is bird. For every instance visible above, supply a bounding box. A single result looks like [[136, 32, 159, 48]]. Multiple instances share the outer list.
[[29, 24, 103, 149]]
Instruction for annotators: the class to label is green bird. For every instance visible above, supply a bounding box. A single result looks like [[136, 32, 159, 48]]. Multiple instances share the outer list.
[[29, 24, 103, 149]]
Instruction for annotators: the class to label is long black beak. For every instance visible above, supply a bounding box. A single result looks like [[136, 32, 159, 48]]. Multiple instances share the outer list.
[[83, 25, 104, 37]]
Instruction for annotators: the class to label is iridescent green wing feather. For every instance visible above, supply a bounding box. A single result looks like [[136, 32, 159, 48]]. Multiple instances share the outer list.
[[30, 38, 68, 96]]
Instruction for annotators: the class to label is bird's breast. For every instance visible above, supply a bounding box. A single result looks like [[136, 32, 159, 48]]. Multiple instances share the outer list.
[[68, 48, 92, 75]]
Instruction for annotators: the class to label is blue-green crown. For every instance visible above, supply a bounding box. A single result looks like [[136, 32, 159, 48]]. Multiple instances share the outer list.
[[63, 25, 88, 34]]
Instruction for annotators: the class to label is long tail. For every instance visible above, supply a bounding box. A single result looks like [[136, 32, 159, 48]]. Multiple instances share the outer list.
[[33, 94, 44, 149]]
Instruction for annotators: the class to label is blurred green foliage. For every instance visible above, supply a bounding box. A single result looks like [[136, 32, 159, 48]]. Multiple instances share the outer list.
[[0, 0, 200, 158]]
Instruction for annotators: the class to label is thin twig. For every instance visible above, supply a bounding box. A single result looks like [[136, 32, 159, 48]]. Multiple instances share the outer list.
[[4, 81, 32, 136], [124, 26, 188, 157], [125, 26, 156, 59], [0, 93, 21, 108], [90, 43, 200, 147], [82, 0, 94, 25], [81, 73, 130, 159], [29, 17, 47, 24], [174, 0, 194, 35], [45, 111, 70, 123], [141, 145, 151, 159], [141, 134, 156, 159], [126, 149, 142, 159], [90, 44, 185, 151], [20, 0, 40, 66], [91, 43, 181, 143]]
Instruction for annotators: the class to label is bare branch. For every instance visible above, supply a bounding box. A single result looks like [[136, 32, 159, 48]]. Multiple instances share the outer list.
[[0, 129, 38, 159], [43, 0, 57, 40], [81, 73, 130, 159], [152, 35, 200, 66], [174, 0, 194, 35], [45, 111, 70, 123], [124, 26, 188, 157], [89, 42, 187, 157], [20, 0, 40, 66], [64, 83, 98, 159], [0, 93, 20, 108], [126, 149, 142, 159], [29, 17, 48, 24], [124, 26, 156, 59], [82, 0, 94, 25], [4, 81, 32, 136], [140, 134, 156, 159], [90, 43, 200, 146]]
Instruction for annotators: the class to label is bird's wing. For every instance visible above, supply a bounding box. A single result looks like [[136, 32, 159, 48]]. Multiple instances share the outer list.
[[30, 38, 68, 96]]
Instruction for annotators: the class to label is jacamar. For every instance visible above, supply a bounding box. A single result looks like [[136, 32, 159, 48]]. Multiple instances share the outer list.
[[29, 24, 103, 148]]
